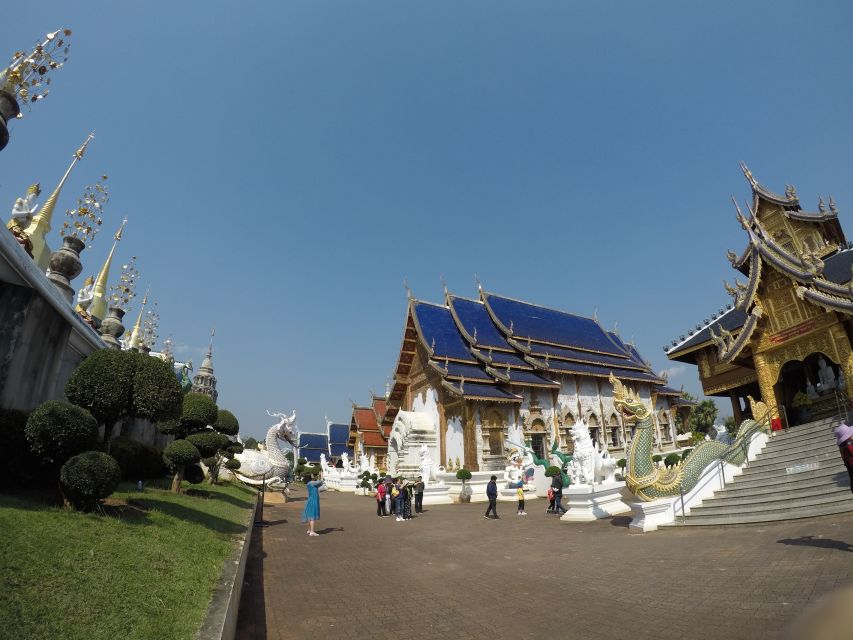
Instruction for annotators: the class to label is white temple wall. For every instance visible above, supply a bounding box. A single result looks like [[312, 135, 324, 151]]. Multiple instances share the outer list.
[[445, 414, 464, 467], [577, 378, 601, 424], [412, 386, 440, 429]]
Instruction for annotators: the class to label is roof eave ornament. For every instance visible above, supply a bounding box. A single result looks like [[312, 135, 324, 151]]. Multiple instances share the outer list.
[[739, 161, 757, 188]]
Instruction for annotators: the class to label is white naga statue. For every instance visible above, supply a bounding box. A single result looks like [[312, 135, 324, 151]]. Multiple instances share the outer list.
[[234, 409, 298, 488], [568, 419, 617, 485]]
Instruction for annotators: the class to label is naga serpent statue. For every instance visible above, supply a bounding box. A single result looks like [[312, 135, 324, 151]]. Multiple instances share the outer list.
[[234, 410, 298, 488], [610, 373, 770, 502]]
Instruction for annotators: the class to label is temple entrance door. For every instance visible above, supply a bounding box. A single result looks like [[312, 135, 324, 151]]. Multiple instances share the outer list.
[[531, 433, 545, 461], [775, 352, 842, 426]]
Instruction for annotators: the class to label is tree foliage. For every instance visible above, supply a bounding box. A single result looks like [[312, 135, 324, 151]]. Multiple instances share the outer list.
[[60, 451, 121, 511], [25, 400, 98, 466], [179, 393, 218, 434], [691, 399, 718, 434], [214, 409, 239, 436], [65, 350, 182, 443], [243, 437, 258, 450], [186, 431, 229, 458]]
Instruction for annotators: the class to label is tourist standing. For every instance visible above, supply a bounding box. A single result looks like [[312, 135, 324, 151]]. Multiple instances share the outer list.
[[546, 486, 555, 514], [402, 479, 413, 520], [394, 478, 405, 521], [484, 475, 499, 519], [516, 482, 526, 515], [551, 472, 566, 515], [375, 478, 387, 517], [385, 477, 394, 516], [414, 475, 425, 513], [835, 423, 853, 494], [302, 472, 324, 536]]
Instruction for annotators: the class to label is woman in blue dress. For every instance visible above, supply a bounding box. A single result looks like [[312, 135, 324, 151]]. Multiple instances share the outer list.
[[302, 472, 324, 536]]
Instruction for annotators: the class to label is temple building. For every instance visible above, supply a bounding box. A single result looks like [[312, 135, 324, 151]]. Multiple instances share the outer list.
[[369, 287, 681, 473], [348, 396, 389, 469], [666, 166, 853, 426], [191, 337, 219, 402], [327, 420, 352, 465]]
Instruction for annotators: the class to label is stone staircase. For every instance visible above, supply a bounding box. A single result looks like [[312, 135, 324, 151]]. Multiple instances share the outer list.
[[671, 417, 853, 526]]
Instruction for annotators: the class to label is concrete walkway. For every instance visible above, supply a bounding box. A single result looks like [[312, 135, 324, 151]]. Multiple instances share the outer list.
[[235, 488, 853, 640]]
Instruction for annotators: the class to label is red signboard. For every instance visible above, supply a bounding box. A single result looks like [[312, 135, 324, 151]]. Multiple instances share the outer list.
[[768, 320, 815, 345]]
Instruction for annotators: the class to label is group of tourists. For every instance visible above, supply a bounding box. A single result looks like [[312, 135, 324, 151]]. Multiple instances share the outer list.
[[483, 471, 566, 519], [374, 475, 426, 521]]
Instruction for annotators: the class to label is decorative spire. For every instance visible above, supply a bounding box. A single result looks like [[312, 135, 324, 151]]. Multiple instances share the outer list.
[[25, 132, 94, 269], [192, 326, 218, 401], [403, 277, 412, 300], [89, 217, 126, 321], [829, 196, 838, 214], [440, 274, 448, 299], [818, 196, 826, 213], [739, 161, 757, 187], [128, 287, 149, 350]]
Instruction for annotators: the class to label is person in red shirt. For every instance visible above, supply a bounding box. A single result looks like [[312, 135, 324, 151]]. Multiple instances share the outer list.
[[375, 479, 387, 517], [834, 423, 853, 495]]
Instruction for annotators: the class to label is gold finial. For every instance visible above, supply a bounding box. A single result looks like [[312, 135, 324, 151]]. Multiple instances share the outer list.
[[89, 217, 127, 322], [726, 249, 738, 266], [25, 132, 95, 269], [739, 161, 757, 187], [27, 183, 41, 196], [128, 287, 149, 350], [0, 29, 73, 113]]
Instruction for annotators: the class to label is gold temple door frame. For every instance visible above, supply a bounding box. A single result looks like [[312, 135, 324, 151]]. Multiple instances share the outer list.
[[753, 322, 853, 421]]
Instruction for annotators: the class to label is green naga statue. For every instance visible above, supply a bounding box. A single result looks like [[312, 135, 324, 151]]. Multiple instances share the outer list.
[[505, 438, 571, 487], [610, 373, 770, 502]]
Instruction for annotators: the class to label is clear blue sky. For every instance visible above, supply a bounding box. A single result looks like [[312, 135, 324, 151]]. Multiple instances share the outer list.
[[3, 2, 852, 439]]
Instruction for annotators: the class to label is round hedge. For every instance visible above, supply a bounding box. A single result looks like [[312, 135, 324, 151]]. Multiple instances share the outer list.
[[186, 431, 230, 457], [214, 409, 239, 436], [65, 350, 135, 426], [664, 453, 681, 468], [157, 418, 184, 437], [132, 354, 183, 422], [226, 441, 244, 455], [184, 463, 205, 484], [60, 451, 121, 511], [109, 436, 166, 480], [544, 465, 562, 477], [681, 448, 693, 460], [25, 400, 98, 465], [181, 393, 218, 431], [455, 468, 472, 480], [243, 437, 258, 450], [225, 458, 241, 470], [163, 439, 200, 467]]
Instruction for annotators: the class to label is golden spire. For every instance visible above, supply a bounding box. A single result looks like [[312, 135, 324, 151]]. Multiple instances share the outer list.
[[25, 132, 95, 270], [89, 217, 127, 322], [128, 287, 149, 350]]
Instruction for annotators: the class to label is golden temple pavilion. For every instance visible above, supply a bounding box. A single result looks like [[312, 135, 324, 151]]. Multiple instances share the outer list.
[[666, 165, 853, 426]]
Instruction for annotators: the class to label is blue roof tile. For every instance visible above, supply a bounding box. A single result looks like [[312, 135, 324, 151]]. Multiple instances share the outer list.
[[444, 381, 522, 402], [504, 369, 559, 387], [484, 293, 624, 356], [435, 360, 494, 382], [527, 343, 643, 370], [448, 296, 515, 350], [328, 423, 350, 445], [329, 443, 352, 457], [413, 301, 476, 362], [542, 359, 663, 384], [299, 433, 329, 450]]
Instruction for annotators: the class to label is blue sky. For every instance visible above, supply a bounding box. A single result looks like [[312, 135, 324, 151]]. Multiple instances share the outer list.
[[3, 2, 853, 439]]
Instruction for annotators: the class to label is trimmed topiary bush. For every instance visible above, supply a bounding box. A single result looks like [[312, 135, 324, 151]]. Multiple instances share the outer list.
[[181, 393, 218, 431], [25, 400, 98, 467], [544, 465, 562, 477], [455, 468, 472, 481], [652, 454, 663, 465], [131, 354, 183, 423], [664, 453, 681, 468], [108, 436, 166, 481], [163, 439, 201, 492], [243, 437, 258, 450], [681, 448, 693, 460], [186, 431, 230, 458], [214, 409, 239, 436], [60, 451, 121, 511], [617, 458, 627, 469], [224, 458, 241, 471]]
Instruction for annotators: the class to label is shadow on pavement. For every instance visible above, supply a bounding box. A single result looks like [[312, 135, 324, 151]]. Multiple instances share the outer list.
[[609, 515, 632, 528], [235, 524, 268, 639], [778, 535, 853, 552], [317, 527, 344, 535]]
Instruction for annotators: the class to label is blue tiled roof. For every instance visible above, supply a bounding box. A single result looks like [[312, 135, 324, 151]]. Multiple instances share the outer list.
[[822, 249, 853, 284], [328, 423, 349, 445], [504, 369, 559, 387], [475, 349, 531, 368], [654, 385, 683, 396], [413, 301, 476, 362], [299, 433, 329, 450], [527, 343, 643, 370], [329, 443, 352, 457], [302, 449, 324, 463], [448, 296, 514, 350], [437, 360, 494, 382], [445, 380, 522, 402], [484, 293, 624, 356], [542, 359, 663, 383]]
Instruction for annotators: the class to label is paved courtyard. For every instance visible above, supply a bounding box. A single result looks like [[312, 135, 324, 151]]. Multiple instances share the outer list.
[[235, 488, 853, 640]]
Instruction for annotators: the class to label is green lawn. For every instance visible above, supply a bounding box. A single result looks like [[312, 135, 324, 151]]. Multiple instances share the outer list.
[[0, 481, 256, 640]]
